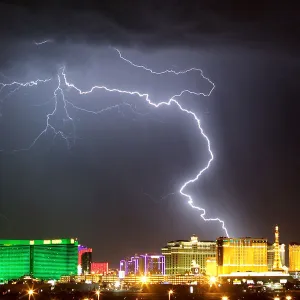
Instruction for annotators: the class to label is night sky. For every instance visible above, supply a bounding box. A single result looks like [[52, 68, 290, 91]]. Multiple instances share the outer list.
[[0, 1, 299, 266]]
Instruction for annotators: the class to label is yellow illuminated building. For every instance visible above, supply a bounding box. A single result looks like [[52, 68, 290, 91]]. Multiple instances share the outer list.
[[206, 257, 217, 277], [289, 243, 300, 272], [216, 237, 268, 275]]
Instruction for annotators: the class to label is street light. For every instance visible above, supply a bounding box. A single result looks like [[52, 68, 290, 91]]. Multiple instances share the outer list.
[[221, 296, 228, 300], [168, 289, 174, 300], [209, 276, 217, 285], [286, 297, 292, 300], [140, 276, 148, 284], [95, 290, 100, 300], [27, 289, 34, 299]]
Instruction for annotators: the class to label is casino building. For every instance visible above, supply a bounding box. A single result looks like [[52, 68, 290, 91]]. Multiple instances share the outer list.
[[216, 236, 268, 275], [161, 235, 216, 275], [0, 238, 78, 280]]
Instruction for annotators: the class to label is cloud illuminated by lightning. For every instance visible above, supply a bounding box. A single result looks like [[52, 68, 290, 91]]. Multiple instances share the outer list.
[[0, 47, 229, 237]]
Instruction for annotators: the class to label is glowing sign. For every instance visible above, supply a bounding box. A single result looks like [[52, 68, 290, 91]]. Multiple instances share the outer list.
[[43, 240, 51, 244], [30, 241, 34, 245]]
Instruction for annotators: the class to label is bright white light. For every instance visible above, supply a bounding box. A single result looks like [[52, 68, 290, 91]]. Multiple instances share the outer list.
[[140, 276, 148, 284], [209, 276, 217, 284]]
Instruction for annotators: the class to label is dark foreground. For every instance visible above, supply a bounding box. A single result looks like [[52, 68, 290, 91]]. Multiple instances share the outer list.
[[1, 291, 300, 300], [1, 283, 300, 300]]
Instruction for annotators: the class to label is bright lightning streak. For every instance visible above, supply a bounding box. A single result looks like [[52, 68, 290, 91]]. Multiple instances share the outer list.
[[0, 78, 51, 101], [0, 69, 147, 151], [34, 39, 53, 46], [12, 74, 72, 151], [0, 47, 229, 236], [0, 78, 51, 91], [60, 49, 229, 237]]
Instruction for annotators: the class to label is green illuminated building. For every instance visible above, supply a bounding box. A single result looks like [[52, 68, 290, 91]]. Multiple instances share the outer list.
[[0, 238, 78, 280]]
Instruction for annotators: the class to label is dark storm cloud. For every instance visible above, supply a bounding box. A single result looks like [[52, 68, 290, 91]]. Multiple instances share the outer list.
[[0, 1, 299, 52]]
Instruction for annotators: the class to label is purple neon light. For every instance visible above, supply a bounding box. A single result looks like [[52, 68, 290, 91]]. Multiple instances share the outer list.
[[120, 254, 165, 275]]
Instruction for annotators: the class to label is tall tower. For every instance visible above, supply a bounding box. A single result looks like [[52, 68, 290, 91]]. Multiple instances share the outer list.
[[272, 225, 283, 271]]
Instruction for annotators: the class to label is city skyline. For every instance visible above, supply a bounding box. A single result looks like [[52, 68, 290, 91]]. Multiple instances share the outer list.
[[0, 225, 294, 269], [0, 1, 299, 264], [1, 225, 300, 281]]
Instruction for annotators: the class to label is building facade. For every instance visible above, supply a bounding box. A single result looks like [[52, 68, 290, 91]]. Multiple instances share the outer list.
[[81, 252, 92, 274], [161, 235, 216, 275], [91, 262, 108, 275], [78, 246, 92, 275], [206, 257, 217, 276], [120, 254, 165, 275], [216, 237, 268, 275], [0, 239, 78, 280], [289, 243, 300, 272]]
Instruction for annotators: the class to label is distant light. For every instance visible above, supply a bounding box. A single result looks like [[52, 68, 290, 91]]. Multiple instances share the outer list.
[[274, 297, 280, 300], [222, 296, 228, 300], [280, 279, 287, 283], [47, 280, 56, 286], [28, 289, 34, 295], [115, 281, 120, 288], [190, 286, 193, 294], [286, 296, 292, 300], [169, 290, 174, 295], [96, 290, 100, 295]]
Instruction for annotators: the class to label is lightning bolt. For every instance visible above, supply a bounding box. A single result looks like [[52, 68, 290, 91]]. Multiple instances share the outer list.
[[34, 39, 53, 46], [0, 78, 51, 105], [0, 47, 229, 237], [0, 78, 51, 91]]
